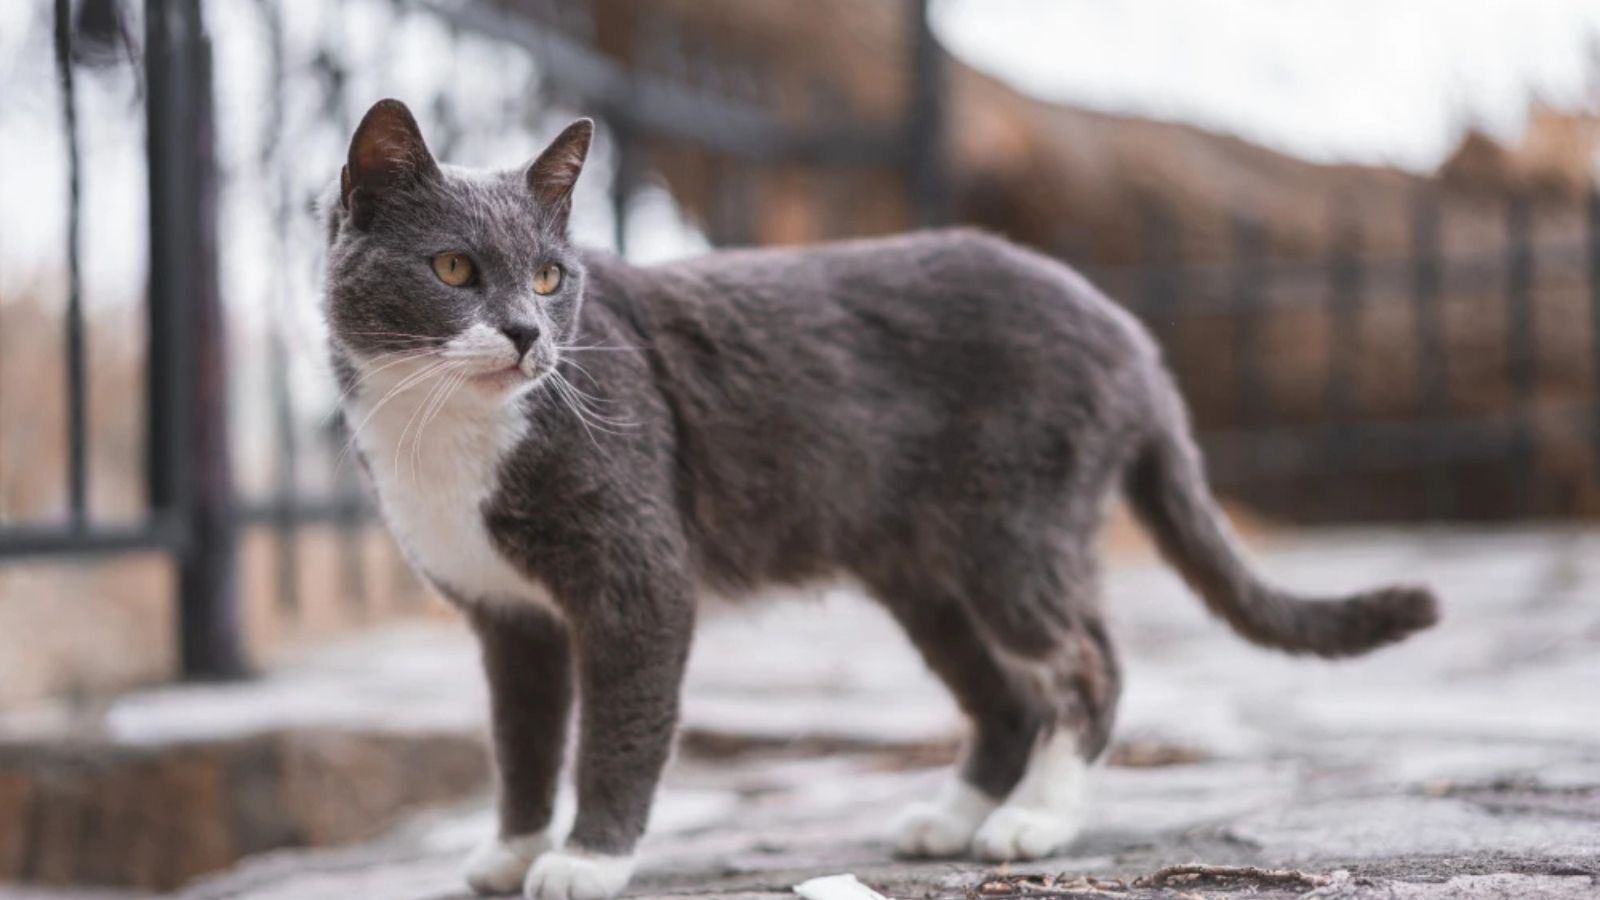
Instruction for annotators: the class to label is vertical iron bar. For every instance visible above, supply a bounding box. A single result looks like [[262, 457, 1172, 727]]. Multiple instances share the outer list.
[[1589, 188, 1600, 490], [1410, 190, 1451, 517], [54, 0, 89, 528], [713, 163, 756, 246], [260, 0, 300, 617], [610, 121, 633, 256], [1324, 210, 1362, 481], [811, 78, 854, 239], [1231, 217, 1267, 428], [146, 2, 180, 534], [332, 418, 370, 613], [1138, 201, 1170, 327], [324, 0, 369, 614], [905, 0, 948, 226], [611, 2, 650, 255], [1505, 193, 1538, 516], [146, 0, 247, 679], [1138, 201, 1184, 391]]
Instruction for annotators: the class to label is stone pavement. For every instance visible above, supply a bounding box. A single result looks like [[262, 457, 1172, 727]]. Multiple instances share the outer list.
[[5, 527, 1600, 898]]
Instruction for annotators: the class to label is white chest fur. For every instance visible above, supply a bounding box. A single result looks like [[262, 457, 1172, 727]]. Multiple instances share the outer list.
[[348, 370, 550, 609]]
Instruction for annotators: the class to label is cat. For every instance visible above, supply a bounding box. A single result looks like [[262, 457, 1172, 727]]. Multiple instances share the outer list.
[[322, 99, 1439, 900]]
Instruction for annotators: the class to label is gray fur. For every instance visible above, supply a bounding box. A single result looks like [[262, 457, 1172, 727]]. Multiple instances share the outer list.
[[322, 100, 1439, 865]]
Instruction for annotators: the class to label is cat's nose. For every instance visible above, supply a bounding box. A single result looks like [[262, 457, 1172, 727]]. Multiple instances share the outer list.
[[501, 323, 541, 358]]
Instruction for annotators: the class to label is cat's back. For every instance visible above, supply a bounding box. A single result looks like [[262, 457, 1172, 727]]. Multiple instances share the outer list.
[[623, 227, 1075, 294], [593, 228, 1153, 372]]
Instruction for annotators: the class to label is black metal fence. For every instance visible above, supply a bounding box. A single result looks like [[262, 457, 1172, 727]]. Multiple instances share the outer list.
[[1083, 191, 1600, 523], [4, 0, 1599, 682], [0, 0, 943, 679]]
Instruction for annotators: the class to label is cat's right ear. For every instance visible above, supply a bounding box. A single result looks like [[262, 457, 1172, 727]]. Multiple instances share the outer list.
[[525, 118, 594, 231], [342, 99, 440, 229]]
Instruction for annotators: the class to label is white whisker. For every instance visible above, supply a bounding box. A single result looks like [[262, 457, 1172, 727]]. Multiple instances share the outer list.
[[323, 348, 440, 426], [338, 331, 443, 342], [554, 356, 614, 399], [552, 374, 636, 428], [557, 375, 628, 412], [542, 374, 601, 448], [337, 358, 456, 470], [394, 362, 464, 480], [549, 371, 636, 435], [410, 368, 468, 483], [552, 375, 615, 444], [556, 343, 642, 353]]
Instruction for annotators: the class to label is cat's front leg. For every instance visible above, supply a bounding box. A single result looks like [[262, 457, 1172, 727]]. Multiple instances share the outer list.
[[522, 575, 693, 900], [463, 604, 574, 896]]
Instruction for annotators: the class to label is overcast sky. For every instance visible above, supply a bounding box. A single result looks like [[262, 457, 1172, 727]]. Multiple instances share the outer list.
[[936, 0, 1600, 169]]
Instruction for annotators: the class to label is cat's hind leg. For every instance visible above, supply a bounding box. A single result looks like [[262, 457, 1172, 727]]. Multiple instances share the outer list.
[[911, 492, 1122, 861], [869, 581, 1048, 858], [970, 723, 1093, 861], [969, 610, 1121, 862]]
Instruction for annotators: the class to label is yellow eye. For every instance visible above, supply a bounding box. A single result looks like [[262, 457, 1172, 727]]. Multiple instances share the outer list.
[[431, 253, 474, 287], [533, 263, 563, 296]]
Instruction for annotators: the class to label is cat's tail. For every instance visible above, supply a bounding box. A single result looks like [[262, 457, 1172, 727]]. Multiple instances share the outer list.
[[1123, 376, 1439, 658]]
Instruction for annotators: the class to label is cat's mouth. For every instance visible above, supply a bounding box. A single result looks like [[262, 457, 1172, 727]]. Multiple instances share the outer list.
[[473, 364, 532, 392]]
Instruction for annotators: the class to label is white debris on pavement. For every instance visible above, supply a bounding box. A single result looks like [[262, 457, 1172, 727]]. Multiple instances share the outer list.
[[793, 873, 892, 900]]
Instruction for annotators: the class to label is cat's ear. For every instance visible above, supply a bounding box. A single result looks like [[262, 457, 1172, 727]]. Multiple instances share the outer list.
[[525, 118, 593, 229], [342, 99, 440, 227]]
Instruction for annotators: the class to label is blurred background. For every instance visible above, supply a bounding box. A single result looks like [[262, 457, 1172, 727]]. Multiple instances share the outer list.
[[2, 1, 1599, 896]]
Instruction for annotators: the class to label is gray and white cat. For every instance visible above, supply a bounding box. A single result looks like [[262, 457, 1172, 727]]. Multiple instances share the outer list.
[[322, 100, 1438, 900]]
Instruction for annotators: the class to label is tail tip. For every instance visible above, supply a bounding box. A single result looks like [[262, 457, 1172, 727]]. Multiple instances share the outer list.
[[1295, 583, 1442, 658], [1362, 583, 1441, 644], [1390, 584, 1441, 629]]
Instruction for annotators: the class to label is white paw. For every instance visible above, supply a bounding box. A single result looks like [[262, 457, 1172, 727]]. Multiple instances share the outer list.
[[894, 802, 978, 857], [971, 806, 1081, 862], [522, 850, 635, 900], [464, 832, 552, 895], [892, 781, 996, 858]]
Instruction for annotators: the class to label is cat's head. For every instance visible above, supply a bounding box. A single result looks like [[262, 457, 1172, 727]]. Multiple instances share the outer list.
[[322, 99, 592, 401]]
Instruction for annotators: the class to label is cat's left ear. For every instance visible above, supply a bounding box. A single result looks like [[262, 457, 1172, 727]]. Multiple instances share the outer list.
[[342, 99, 440, 228], [525, 118, 593, 230]]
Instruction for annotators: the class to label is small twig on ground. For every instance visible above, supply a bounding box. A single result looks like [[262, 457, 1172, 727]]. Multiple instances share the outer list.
[[974, 874, 1127, 897], [1133, 864, 1330, 890]]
